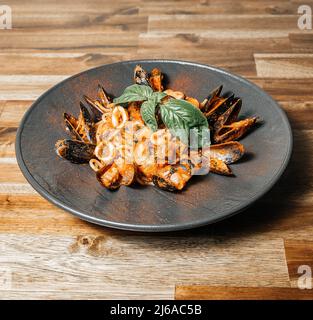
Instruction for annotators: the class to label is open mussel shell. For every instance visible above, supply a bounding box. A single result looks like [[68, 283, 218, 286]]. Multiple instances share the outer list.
[[79, 102, 96, 144], [97, 84, 110, 106], [213, 117, 258, 144], [83, 94, 107, 119], [213, 98, 242, 133], [64, 117, 82, 141], [63, 112, 78, 128], [206, 94, 236, 126], [203, 85, 223, 112], [55, 139, 95, 164], [203, 141, 245, 164]]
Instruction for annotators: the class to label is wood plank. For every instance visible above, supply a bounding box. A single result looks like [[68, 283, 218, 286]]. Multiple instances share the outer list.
[[250, 78, 313, 101], [0, 234, 289, 299], [0, 194, 108, 235], [289, 32, 313, 53], [280, 101, 313, 130], [0, 101, 30, 127], [1, 193, 313, 239], [138, 33, 292, 76], [148, 15, 299, 34], [0, 164, 28, 183], [0, 75, 68, 100], [0, 184, 35, 194], [140, 0, 301, 15], [255, 54, 313, 78], [0, 53, 131, 75], [0, 127, 17, 158], [9, 0, 141, 14], [0, 290, 171, 300], [11, 14, 147, 32], [0, 31, 139, 53], [284, 240, 313, 288], [175, 285, 313, 300]]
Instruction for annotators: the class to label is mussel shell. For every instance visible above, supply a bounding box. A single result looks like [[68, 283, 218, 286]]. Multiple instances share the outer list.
[[79, 102, 96, 144], [63, 112, 78, 128], [97, 84, 110, 106], [55, 139, 95, 164], [152, 176, 178, 192], [203, 85, 223, 112], [83, 95, 104, 121], [214, 117, 258, 143], [134, 65, 150, 86], [204, 141, 245, 164], [209, 157, 233, 176], [64, 118, 82, 141], [152, 164, 191, 191], [213, 98, 242, 134], [206, 94, 236, 126]]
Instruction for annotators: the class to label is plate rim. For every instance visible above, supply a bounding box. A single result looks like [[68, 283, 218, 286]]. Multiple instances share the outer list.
[[15, 59, 293, 232]]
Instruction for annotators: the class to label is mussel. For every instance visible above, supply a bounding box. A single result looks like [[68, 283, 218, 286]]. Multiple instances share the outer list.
[[204, 141, 245, 164], [55, 139, 95, 164], [214, 117, 258, 144], [63, 113, 82, 141], [202, 85, 258, 144], [134, 65, 150, 86], [209, 157, 233, 176]]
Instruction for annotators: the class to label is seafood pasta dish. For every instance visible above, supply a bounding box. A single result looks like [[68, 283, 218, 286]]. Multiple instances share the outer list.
[[55, 65, 257, 191]]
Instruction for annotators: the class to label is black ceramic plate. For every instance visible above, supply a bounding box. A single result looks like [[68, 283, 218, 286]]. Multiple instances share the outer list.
[[16, 60, 292, 232]]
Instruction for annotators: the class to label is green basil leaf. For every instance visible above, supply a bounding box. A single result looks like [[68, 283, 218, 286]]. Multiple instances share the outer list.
[[160, 99, 209, 148], [140, 99, 158, 132], [154, 92, 167, 103], [113, 84, 153, 104]]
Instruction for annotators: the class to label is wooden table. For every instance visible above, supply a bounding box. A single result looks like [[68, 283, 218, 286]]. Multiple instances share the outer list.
[[1, 0, 313, 300]]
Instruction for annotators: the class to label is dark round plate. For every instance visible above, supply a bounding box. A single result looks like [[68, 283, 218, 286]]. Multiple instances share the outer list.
[[16, 60, 292, 232]]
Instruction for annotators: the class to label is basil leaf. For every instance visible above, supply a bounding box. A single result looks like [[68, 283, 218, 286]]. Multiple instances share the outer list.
[[160, 99, 209, 148], [140, 100, 158, 132], [154, 91, 167, 103], [113, 84, 154, 104]]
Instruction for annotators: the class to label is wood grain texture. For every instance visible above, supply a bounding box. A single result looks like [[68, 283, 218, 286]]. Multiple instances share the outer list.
[[0, 235, 289, 299], [175, 285, 313, 300], [284, 240, 313, 288], [0, 0, 312, 300], [255, 54, 313, 78]]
